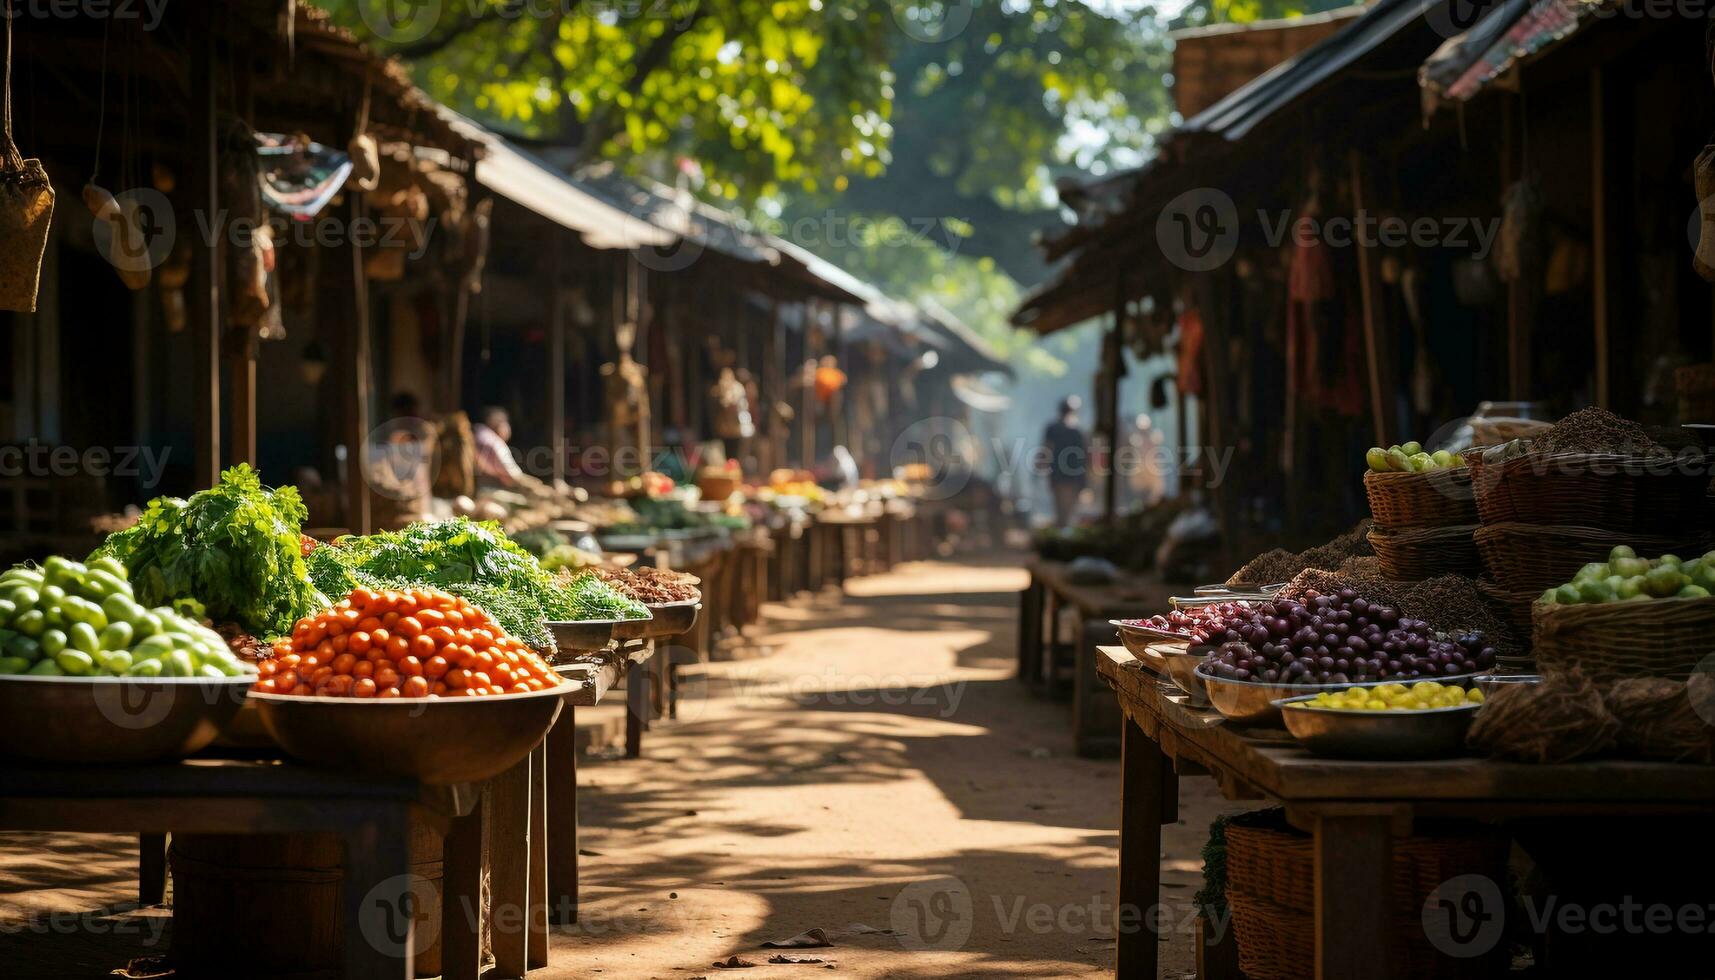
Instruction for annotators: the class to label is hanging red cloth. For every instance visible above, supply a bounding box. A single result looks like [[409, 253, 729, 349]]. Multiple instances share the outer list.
[[1286, 217, 1364, 417], [1178, 307, 1205, 398]]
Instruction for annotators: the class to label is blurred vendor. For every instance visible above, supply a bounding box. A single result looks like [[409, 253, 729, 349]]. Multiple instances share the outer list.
[[473, 406, 545, 494]]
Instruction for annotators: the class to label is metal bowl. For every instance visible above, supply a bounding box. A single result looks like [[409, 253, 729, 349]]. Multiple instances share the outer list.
[[1471, 673, 1542, 697], [1273, 695, 1480, 760], [1194, 667, 1479, 727], [1162, 649, 1210, 705], [546, 618, 621, 654], [629, 600, 700, 641], [250, 686, 566, 785], [0, 675, 254, 764]]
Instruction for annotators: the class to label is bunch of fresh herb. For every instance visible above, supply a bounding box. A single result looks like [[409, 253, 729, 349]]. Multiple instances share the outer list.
[[549, 571, 649, 622], [90, 465, 329, 638]]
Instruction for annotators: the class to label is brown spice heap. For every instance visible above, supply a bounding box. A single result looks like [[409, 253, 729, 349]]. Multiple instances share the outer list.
[[1604, 676, 1715, 764], [1466, 668, 1620, 764], [1530, 407, 1671, 458], [593, 566, 701, 604], [1227, 521, 1374, 587], [1278, 561, 1516, 651]]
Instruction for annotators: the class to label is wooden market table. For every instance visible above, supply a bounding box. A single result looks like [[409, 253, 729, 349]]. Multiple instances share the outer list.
[[1017, 560, 1176, 756], [1097, 645, 1715, 980], [8, 650, 656, 980], [1, 759, 483, 980]]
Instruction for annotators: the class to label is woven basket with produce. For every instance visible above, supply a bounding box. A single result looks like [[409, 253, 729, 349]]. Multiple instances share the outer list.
[[1224, 808, 1509, 980], [1474, 523, 1692, 595], [1367, 523, 1483, 582], [1363, 442, 1475, 528], [1532, 547, 1715, 685], [1468, 409, 1709, 534]]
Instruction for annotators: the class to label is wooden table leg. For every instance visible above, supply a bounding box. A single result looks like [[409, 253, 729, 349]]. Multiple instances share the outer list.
[[489, 759, 532, 978], [1043, 591, 1063, 698], [626, 658, 648, 759], [343, 806, 415, 980], [442, 799, 485, 980], [1074, 618, 1122, 757], [1314, 814, 1395, 980], [547, 704, 580, 925], [1117, 714, 1165, 980], [1018, 578, 1043, 688], [528, 744, 549, 970], [138, 832, 167, 905]]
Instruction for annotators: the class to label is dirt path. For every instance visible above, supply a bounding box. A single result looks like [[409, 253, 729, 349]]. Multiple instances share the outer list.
[[0, 554, 1236, 979]]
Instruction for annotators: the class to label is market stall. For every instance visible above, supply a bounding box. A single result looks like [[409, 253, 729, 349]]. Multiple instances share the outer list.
[[1098, 404, 1715, 977]]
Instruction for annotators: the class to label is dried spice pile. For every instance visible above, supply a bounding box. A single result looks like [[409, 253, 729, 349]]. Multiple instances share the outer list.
[[593, 566, 701, 604], [1227, 521, 1374, 587], [1530, 407, 1672, 458], [1279, 558, 1515, 650]]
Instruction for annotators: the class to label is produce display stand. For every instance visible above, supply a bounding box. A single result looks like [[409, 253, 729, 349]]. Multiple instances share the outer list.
[[1, 759, 483, 980], [815, 507, 879, 582], [1097, 645, 1715, 980], [1018, 560, 1176, 756]]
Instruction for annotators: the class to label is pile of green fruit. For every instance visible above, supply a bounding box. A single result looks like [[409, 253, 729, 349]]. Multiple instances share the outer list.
[[1538, 546, 1715, 605], [1364, 441, 1467, 474], [0, 557, 256, 678]]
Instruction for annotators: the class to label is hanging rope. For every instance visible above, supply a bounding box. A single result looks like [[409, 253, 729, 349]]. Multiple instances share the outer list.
[[89, 17, 112, 183]]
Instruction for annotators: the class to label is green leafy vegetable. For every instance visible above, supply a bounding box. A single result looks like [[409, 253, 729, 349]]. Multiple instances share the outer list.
[[305, 518, 648, 654], [90, 465, 328, 638]]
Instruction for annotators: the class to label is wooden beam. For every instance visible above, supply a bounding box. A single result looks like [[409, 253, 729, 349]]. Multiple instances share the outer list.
[[1501, 96, 1530, 401], [188, 14, 221, 488], [549, 236, 567, 487], [1348, 148, 1387, 448], [1590, 67, 1610, 410], [345, 196, 373, 535]]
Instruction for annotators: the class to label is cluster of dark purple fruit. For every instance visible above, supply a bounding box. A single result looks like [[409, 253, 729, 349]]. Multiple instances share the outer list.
[[1197, 588, 1496, 686], [1139, 601, 1253, 645]]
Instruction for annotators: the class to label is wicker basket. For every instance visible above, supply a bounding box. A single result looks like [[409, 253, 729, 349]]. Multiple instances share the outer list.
[[1532, 596, 1715, 685], [1468, 416, 1551, 448], [1476, 577, 1537, 643], [1470, 452, 1712, 534], [1369, 524, 1483, 581], [1474, 523, 1697, 595], [1363, 469, 1477, 529], [1224, 809, 1509, 980]]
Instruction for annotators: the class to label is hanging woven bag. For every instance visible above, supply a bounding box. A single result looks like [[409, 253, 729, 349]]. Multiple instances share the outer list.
[[0, 7, 55, 312]]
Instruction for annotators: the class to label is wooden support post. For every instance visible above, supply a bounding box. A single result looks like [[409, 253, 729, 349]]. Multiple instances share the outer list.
[[442, 800, 484, 980], [549, 236, 567, 487], [346, 196, 373, 534], [1116, 714, 1165, 980], [488, 758, 531, 978], [1349, 148, 1387, 447], [1591, 67, 1610, 410], [546, 705, 580, 924], [1103, 278, 1125, 520], [138, 833, 167, 905], [1314, 813, 1396, 979], [188, 15, 220, 487], [1501, 96, 1530, 401]]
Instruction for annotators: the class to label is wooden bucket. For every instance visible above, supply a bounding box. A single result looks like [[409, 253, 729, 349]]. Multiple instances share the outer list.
[[169, 821, 444, 979]]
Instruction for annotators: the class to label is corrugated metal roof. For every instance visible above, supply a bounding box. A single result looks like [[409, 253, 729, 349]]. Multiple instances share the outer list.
[[434, 109, 675, 249], [1177, 0, 1429, 143], [1419, 0, 1599, 113]]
